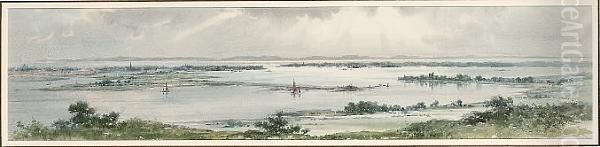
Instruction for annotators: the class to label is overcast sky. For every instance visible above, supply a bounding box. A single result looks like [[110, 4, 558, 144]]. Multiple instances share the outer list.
[[7, 6, 593, 64]]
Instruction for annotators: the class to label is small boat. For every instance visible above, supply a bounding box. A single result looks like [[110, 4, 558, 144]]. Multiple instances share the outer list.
[[291, 80, 301, 94], [160, 82, 170, 93]]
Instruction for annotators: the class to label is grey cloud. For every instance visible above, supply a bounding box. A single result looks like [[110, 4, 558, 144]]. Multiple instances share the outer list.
[[7, 6, 595, 66], [243, 7, 340, 21]]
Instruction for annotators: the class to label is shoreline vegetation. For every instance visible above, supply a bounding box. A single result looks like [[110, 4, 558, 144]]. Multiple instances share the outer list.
[[397, 72, 591, 92], [11, 96, 592, 140], [399, 72, 535, 83], [279, 61, 586, 68]]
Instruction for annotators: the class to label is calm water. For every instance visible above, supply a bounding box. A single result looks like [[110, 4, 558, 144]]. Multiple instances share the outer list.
[[7, 59, 592, 133]]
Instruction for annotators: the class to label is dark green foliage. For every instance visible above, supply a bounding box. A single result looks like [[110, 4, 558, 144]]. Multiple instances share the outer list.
[[68, 101, 97, 127], [344, 100, 457, 115], [66, 101, 120, 129], [399, 73, 537, 84], [95, 79, 115, 86], [253, 112, 309, 137], [484, 96, 513, 125], [13, 120, 51, 140], [462, 111, 494, 125], [475, 75, 484, 81], [343, 101, 407, 114], [403, 100, 592, 139], [415, 102, 427, 110], [403, 120, 462, 138], [463, 96, 514, 126], [12, 101, 233, 140], [13, 100, 120, 140], [430, 100, 439, 108], [52, 119, 72, 130], [343, 101, 379, 114], [454, 74, 471, 81], [484, 96, 513, 109], [12, 98, 593, 140], [509, 102, 590, 131], [463, 96, 591, 130], [404, 101, 429, 111], [99, 112, 120, 129], [389, 105, 403, 111], [451, 99, 463, 107]]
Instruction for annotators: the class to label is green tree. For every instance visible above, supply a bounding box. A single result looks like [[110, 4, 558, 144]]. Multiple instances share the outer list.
[[67, 101, 119, 128], [14, 120, 50, 140], [68, 101, 97, 127], [475, 75, 484, 81], [452, 99, 463, 107], [254, 112, 308, 136], [430, 100, 439, 108], [484, 96, 513, 126], [52, 119, 72, 130], [344, 102, 357, 114], [99, 112, 120, 129], [415, 102, 427, 110]]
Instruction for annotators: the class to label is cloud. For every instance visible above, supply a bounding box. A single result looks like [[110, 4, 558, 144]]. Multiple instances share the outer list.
[[29, 32, 55, 44], [6, 6, 594, 66], [171, 9, 242, 42], [260, 7, 436, 57]]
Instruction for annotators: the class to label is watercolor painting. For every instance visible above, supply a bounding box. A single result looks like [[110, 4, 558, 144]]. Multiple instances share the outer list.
[[1, 1, 598, 146]]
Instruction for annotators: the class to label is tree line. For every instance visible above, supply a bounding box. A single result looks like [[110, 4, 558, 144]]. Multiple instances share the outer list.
[[398, 72, 536, 83], [342, 99, 469, 115]]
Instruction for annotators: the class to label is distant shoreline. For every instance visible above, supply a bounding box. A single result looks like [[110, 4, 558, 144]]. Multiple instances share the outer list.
[[33, 55, 577, 63]]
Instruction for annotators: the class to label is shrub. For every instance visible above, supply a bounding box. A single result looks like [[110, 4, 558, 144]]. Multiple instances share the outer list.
[[13, 120, 51, 140], [67, 101, 120, 128], [344, 101, 379, 114], [451, 99, 463, 107], [430, 100, 439, 108], [253, 112, 309, 137], [403, 120, 461, 138]]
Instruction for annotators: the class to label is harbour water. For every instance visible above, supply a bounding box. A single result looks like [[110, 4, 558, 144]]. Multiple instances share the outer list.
[[7, 58, 593, 134]]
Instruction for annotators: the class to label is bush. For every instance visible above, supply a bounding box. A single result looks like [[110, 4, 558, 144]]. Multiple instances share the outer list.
[[52, 119, 72, 130], [462, 111, 494, 125], [253, 112, 309, 137], [430, 100, 439, 108], [343, 101, 380, 114], [451, 99, 463, 107], [67, 101, 120, 129], [484, 96, 513, 125], [13, 120, 51, 140], [403, 120, 461, 138], [463, 97, 590, 131]]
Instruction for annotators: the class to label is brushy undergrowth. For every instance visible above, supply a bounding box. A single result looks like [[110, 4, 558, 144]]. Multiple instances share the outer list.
[[322, 97, 592, 139]]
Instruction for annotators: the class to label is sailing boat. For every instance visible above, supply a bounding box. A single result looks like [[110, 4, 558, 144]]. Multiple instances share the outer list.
[[160, 82, 170, 93], [291, 80, 301, 94]]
